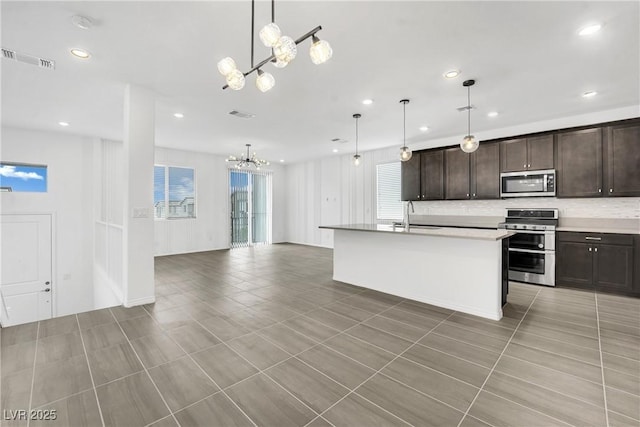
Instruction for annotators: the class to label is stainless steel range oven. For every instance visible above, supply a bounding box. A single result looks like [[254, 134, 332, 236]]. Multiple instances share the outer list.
[[500, 208, 558, 287]]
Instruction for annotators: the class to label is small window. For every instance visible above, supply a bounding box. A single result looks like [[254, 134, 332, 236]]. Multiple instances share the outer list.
[[376, 162, 403, 221], [154, 165, 196, 219], [0, 163, 47, 192]]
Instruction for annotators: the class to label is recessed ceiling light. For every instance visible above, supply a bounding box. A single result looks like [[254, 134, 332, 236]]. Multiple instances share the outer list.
[[583, 91, 598, 98], [332, 148, 338, 153], [70, 48, 91, 59], [173, 113, 184, 118], [362, 99, 374, 105], [279, 159, 284, 162], [444, 69, 460, 79], [419, 126, 429, 131], [487, 111, 499, 117], [58, 121, 69, 127], [578, 24, 602, 36]]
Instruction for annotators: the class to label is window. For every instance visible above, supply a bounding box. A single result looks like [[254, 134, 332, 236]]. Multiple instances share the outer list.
[[0, 163, 47, 192], [376, 162, 403, 221], [154, 165, 195, 219]]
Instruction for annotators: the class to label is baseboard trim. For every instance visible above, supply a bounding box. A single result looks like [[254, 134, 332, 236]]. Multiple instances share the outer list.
[[124, 296, 156, 307], [284, 240, 333, 249]]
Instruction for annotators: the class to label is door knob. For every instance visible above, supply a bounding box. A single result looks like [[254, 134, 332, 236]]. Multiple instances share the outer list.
[[45, 281, 50, 285], [43, 288, 51, 292]]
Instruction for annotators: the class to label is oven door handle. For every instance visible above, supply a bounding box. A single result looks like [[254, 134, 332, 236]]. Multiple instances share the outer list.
[[508, 248, 555, 255], [508, 230, 549, 234]]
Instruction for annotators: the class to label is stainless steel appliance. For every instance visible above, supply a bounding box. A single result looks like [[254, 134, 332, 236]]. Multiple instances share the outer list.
[[500, 169, 556, 198], [500, 208, 558, 286]]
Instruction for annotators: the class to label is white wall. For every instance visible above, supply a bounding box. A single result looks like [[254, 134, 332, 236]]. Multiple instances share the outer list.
[[154, 147, 286, 256], [1, 127, 96, 316], [284, 107, 640, 247]]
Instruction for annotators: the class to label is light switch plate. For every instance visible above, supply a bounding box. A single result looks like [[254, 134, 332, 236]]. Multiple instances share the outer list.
[[132, 207, 150, 218]]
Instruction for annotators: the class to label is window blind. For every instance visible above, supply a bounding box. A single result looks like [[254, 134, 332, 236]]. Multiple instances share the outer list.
[[376, 162, 403, 221]]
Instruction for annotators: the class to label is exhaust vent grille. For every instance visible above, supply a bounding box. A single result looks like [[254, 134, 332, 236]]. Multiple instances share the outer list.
[[1, 47, 55, 70], [229, 110, 255, 119]]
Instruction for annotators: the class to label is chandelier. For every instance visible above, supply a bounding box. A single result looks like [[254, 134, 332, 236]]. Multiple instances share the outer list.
[[226, 144, 270, 169], [217, 0, 333, 92]]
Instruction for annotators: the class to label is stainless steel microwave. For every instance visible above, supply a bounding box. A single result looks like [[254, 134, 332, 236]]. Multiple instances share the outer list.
[[500, 169, 556, 198]]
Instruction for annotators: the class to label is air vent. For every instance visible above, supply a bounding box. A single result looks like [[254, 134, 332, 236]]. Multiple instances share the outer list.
[[457, 105, 474, 112], [2, 48, 16, 60], [1, 47, 55, 70], [229, 110, 255, 119]]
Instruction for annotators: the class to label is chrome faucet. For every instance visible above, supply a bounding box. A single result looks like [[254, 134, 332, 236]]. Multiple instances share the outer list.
[[405, 200, 414, 231]]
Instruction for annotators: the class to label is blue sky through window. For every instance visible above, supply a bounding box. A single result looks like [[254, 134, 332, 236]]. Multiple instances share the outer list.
[[168, 167, 194, 202], [0, 163, 47, 192]]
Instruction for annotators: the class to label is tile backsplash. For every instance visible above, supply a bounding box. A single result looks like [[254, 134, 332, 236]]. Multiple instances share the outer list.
[[412, 197, 640, 219]]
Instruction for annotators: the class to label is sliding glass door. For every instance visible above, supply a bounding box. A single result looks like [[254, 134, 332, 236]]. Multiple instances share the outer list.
[[229, 170, 272, 248]]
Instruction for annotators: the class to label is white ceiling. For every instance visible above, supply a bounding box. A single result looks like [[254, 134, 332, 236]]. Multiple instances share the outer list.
[[2, 1, 639, 163]]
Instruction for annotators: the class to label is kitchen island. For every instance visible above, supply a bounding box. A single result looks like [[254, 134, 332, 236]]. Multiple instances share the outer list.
[[319, 224, 514, 320]]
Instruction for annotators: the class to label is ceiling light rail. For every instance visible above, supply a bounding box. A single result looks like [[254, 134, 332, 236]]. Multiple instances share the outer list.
[[218, 0, 332, 92]]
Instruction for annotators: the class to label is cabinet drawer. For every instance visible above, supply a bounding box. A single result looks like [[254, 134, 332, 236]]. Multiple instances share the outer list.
[[557, 231, 633, 246]]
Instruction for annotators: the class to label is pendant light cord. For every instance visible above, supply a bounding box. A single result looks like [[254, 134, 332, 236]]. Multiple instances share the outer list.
[[272, 0, 275, 23], [403, 101, 406, 148], [355, 116, 359, 155], [467, 85, 471, 136], [251, 0, 255, 68]]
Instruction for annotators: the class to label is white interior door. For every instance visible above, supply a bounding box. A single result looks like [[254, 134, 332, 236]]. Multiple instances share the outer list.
[[1, 214, 52, 327]]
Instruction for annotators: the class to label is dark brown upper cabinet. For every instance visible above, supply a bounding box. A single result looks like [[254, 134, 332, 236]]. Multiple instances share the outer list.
[[472, 142, 500, 199], [401, 149, 445, 201], [500, 135, 554, 172], [400, 153, 421, 201], [445, 147, 471, 199], [445, 143, 500, 200], [605, 122, 640, 197], [556, 127, 603, 198], [420, 150, 444, 200]]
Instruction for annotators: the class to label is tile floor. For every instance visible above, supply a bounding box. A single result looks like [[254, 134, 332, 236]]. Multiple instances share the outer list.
[[1, 243, 639, 427]]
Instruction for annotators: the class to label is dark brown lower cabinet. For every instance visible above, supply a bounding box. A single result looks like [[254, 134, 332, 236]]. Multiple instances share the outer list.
[[556, 232, 636, 295]]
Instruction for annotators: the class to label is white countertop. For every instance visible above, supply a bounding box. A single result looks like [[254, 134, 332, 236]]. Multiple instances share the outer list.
[[319, 224, 515, 241], [557, 217, 640, 235]]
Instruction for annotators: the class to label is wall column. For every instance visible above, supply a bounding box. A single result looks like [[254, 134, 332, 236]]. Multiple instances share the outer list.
[[122, 84, 155, 307]]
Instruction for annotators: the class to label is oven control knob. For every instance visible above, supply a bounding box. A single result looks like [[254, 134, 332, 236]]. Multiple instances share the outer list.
[[538, 243, 544, 249]]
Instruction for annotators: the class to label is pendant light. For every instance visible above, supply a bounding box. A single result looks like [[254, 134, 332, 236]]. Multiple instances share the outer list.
[[460, 79, 479, 153], [399, 99, 412, 161], [352, 114, 361, 166]]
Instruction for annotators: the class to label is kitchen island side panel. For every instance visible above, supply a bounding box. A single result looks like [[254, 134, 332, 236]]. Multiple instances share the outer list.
[[332, 229, 504, 320]]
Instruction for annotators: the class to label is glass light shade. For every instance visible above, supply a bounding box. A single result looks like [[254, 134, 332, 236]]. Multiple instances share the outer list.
[[259, 23, 281, 47], [272, 58, 288, 68], [399, 146, 413, 161], [226, 69, 245, 90], [353, 154, 361, 166], [460, 135, 479, 153], [256, 70, 275, 92], [217, 57, 237, 76], [309, 38, 333, 64], [274, 36, 297, 63]]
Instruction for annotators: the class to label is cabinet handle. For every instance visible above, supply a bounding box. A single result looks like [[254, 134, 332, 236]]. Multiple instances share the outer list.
[[473, 193, 476, 197], [422, 194, 425, 198], [523, 164, 526, 168], [466, 193, 470, 197], [528, 164, 531, 168], [609, 189, 613, 193], [589, 247, 592, 252], [594, 247, 598, 252], [598, 189, 601, 193], [585, 237, 602, 241]]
